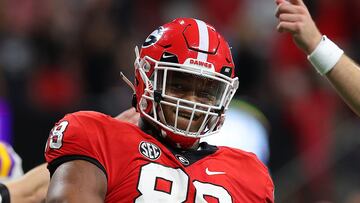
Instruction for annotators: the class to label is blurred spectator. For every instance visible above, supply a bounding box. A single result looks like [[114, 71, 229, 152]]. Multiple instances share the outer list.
[[0, 141, 24, 181], [0, 66, 24, 181]]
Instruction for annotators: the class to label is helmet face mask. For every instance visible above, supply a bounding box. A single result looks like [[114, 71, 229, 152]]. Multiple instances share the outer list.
[[161, 70, 225, 107], [134, 18, 239, 148]]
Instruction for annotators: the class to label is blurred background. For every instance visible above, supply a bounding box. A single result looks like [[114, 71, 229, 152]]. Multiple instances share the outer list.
[[0, 0, 360, 202]]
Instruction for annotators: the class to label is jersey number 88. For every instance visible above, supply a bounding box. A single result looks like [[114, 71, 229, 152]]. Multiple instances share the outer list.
[[136, 163, 232, 202]]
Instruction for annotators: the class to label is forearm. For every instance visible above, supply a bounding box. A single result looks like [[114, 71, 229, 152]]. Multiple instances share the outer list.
[[8, 182, 47, 203], [6, 163, 49, 203], [326, 55, 360, 116]]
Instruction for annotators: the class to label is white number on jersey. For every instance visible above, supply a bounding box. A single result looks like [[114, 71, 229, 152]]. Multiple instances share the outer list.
[[194, 180, 232, 202], [135, 163, 188, 202], [136, 162, 232, 202], [48, 121, 69, 149]]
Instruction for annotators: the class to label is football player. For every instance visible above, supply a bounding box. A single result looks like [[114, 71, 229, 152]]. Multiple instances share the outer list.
[[0, 108, 139, 203], [0, 100, 24, 182], [45, 18, 275, 202], [276, 0, 360, 117]]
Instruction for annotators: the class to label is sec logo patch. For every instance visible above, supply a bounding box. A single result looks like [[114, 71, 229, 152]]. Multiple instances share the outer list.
[[139, 141, 161, 160]]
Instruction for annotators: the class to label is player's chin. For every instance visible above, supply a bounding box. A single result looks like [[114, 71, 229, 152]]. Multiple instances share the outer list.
[[173, 114, 205, 132]]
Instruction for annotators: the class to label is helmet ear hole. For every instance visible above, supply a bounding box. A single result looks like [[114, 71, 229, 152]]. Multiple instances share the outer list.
[[143, 61, 151, 72]]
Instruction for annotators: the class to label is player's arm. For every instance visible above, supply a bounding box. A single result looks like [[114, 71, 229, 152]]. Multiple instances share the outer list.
[[325, 56, 360, 116], [46, 160, 107, 203], [275, 0, 360, 117], [3, 163, 49, 203]]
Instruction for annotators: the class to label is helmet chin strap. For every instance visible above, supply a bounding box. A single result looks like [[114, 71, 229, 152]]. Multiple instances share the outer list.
[[155, 102, 168, 132], [120, 71, 138, 109], [120, 72, 136, 93]]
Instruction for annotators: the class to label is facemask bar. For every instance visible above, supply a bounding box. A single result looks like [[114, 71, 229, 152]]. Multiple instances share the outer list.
[[159, 96, 220, 136], [134, 46, 239, 138], [141, 94, 220, 137], [171, 101, 212, 136]]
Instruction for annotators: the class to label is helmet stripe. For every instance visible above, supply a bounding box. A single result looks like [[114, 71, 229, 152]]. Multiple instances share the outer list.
[[195, 19, 209, 62]]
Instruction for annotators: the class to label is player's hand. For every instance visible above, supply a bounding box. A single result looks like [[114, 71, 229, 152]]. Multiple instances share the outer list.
[[115, 107, 140, 125], [275, 0, 322, 54]]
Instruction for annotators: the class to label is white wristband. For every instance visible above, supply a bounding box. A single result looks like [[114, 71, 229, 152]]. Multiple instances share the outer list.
[[307, 35, 344, 75]]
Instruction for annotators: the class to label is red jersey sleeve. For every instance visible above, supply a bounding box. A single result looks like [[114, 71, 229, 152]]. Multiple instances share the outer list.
[[44, 111, 109, 177], [218, 146, 275, 202], [251, 152, 274, 202], [246, 151, 275, 202], [265, 169, 275, 202]]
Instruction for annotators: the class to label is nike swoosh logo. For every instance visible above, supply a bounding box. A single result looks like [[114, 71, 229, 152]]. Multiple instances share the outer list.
[[205, 168, 226, 175], [162, 53, 175, 58]]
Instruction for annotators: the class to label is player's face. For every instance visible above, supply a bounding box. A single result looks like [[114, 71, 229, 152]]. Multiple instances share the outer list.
[[159, 71, 225, 132]]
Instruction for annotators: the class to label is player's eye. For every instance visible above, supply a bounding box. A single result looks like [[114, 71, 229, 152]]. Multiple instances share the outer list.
[[174, 84, 183, 89], [170, 83, 190, 91], [198, 91, 216, 101]]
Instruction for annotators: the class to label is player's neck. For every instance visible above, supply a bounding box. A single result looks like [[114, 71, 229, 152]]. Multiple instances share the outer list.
[[138, 118, 200, 150], [138, 117, 160, 136]]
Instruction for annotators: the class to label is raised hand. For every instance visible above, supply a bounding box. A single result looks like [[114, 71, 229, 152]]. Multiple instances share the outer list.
[[275, 0, 322, 54]]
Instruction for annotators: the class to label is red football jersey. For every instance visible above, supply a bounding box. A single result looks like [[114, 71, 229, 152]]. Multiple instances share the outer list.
[[45, 111, 274, 202]]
